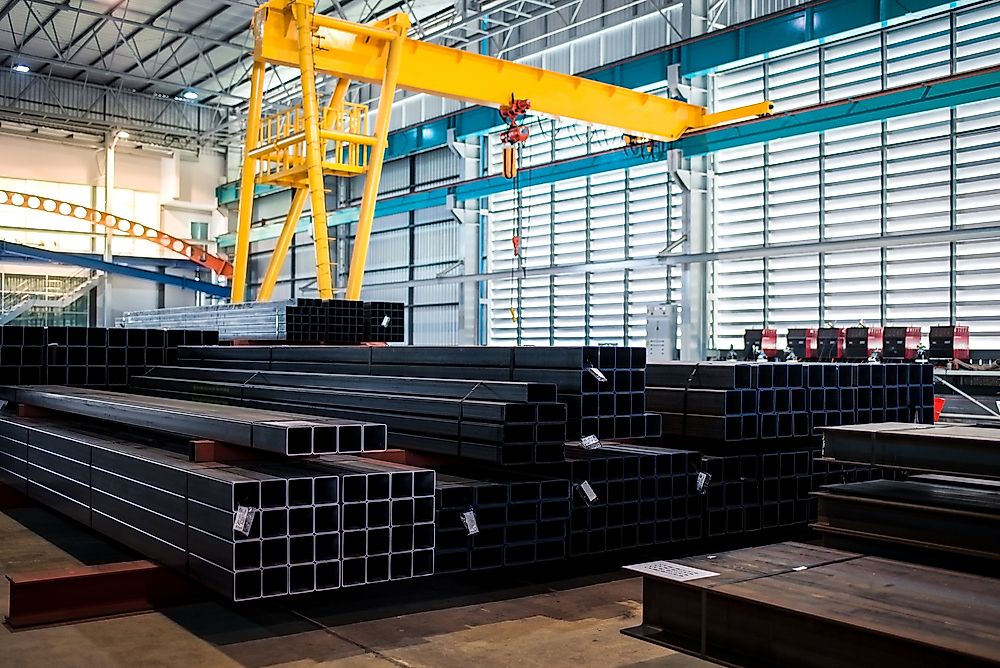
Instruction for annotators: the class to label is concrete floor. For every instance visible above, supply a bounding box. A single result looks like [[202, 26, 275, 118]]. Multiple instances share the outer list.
[[0, 506, 710, 668]]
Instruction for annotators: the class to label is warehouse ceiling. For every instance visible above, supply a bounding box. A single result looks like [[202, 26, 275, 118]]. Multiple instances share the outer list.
[[0, 0, 574, 149]]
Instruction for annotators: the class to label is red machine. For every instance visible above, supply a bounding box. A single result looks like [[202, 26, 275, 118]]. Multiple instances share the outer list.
[[743, 328, 778, 359], [787, 328, 818, 361], [817, 328, 846, 359], [929, 325, 970, 361], [846, 327, 883, 359], [883, 327, 922, 360]]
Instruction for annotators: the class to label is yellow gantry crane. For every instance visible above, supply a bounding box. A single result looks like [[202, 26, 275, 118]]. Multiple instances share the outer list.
[[231, 0, 773, 303]]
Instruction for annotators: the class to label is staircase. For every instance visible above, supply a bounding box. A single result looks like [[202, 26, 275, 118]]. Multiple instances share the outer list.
[[0, 270, 102, 325]]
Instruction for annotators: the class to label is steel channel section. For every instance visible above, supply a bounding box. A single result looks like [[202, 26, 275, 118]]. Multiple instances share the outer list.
[[813, 479, 1000, 559], [623, 543, 1000, 668], [822, 423, 1000, 478]]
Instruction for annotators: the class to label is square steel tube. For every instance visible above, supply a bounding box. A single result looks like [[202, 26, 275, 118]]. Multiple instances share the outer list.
[[187, 553, 262, 602]]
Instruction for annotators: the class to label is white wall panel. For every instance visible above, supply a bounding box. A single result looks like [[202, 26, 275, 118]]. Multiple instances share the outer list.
[[711, 0, 1000, 350]]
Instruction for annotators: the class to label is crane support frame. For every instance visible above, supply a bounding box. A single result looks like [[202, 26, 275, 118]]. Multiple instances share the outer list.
[[230, 0, 772, 303]]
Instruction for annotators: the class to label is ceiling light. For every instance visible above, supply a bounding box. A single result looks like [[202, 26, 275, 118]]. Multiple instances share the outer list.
[[182, 90, 199, 100], [115, 129, 130, 140], [12, 64, 29, 73]]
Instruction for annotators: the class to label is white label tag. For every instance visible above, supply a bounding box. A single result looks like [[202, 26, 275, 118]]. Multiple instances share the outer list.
[[696, 471, 711, 493], [233, 505, 256, 536], [577, 480, 598, 504], [580, 434, 601, 449], [586, 366, 607, 382], [625, 561, 720, 582], [460, 510, 479, 536], [380, 315, 391, 328]]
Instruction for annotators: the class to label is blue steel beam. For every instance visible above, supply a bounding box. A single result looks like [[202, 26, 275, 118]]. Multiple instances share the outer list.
[[215, 0, 950, 205], [0, 241, 229, 298], [218, 64, 1000, 248]]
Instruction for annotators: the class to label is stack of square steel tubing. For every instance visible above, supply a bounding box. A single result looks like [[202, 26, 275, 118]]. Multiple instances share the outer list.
[[171, 344, 662, 443], [0, 385, 388, 456], [647, 361, 935, 442], [0, 384, 445, 600], [129, 363, 569, 465], [119, 299, 404, 344], [309, 457, 437, 585], [0, 325, 217, 386], [0, 413, 437, 600], [433, 469, 571, 572], [528, 444, 703, 556], [699, 450, 819, 536]]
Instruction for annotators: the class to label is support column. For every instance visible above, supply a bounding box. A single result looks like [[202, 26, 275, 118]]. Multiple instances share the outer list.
[[293, 0, 335, 300], [258, 78, 351, 302], [102, 135, 115, 326], [448, 129, 482, 345], [345, 31, 404, 301], [258, 188, 308, 301], [674, 0, 712, 360], [672, 150, 710, 361], [230, 59, 266, 303]]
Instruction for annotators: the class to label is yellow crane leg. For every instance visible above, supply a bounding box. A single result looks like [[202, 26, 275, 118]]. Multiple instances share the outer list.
[[258, 78, 351, 302], [345, 35, 403, 301], [293, 0, 334, 300], [230, 58, 266, 303], [257, 187, 308, 301]]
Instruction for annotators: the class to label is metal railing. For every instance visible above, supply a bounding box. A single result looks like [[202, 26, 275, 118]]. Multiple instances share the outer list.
[[0, 269, 98, 325]]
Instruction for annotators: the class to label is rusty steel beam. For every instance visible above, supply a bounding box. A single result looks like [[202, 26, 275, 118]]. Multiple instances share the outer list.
[[5, 560, 201, 628]]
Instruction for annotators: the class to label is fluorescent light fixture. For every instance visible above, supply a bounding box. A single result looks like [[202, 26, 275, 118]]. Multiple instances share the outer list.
[[12, 64, 29, 73], [182, 90, 199, 100]]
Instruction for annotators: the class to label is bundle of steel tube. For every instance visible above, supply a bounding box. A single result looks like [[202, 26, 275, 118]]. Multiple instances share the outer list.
[[119, 299, 404, 343], [309, 456, 436, 584], [0, 325, 217, 386], [174, 344, 662, 441], [129, 365, 566, 465], [527, 444, 702, 556], [0, 385, 386, 456], [0, 415, 437, 599], [647, 361, 935, 444], [432, 468, 571, 572]]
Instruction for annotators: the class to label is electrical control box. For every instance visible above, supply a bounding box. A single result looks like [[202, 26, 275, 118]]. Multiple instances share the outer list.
[[646, 303, 678, 364]]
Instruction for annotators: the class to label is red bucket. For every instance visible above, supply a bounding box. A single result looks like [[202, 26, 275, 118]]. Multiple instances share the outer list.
[[933, 396, 946, 422]]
